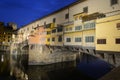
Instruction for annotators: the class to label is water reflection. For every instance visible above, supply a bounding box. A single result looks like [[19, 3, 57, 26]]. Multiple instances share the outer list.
[[0, 50, 28, 80], [0, 51, 113, 80], [28, 53, 113, 80], [0, 51, 11, 80], [77, 53, 113, 79], [0, 51, 10, 76], [28, 61, 95, 80], [10, 50, 28, 80]]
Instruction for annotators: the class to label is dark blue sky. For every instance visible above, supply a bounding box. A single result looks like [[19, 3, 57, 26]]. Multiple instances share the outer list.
[[0, 0, 77, 28]]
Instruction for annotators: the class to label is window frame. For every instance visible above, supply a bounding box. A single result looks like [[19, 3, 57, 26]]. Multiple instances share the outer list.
[[75, 25, 82, 31], [58, 36, 62, 42], [83, 6, 88, 13], [116, 38, 120, 44], [52, 37, 55, 42], [65, 13, 69, 19], [85, 36, 94, 43], [53, 18, 56, 23], [97, 39, 106, 44], [66, 38, 71, 42], [75, 37, 82, 42], [111, 0, 118, 5]]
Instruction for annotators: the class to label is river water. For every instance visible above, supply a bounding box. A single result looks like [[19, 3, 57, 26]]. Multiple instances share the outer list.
[[0, 51, 113, 80]]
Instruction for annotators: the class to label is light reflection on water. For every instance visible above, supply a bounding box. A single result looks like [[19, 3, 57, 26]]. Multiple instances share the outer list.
[[28, 53, 113, 80], [0, 51, 113, 80], [0, 51, 28, 80]]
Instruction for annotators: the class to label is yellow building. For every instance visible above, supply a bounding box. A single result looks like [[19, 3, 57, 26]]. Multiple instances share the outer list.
[[64, 13, 98, 52], [96, 14, 120, 52], [63, 12, 106, 53], [51, 24, 64, 47], [0, 22, 4, 43], [64, 21, 74, 46], [0, 22, 17, 51], [45, 23, 54, 45]]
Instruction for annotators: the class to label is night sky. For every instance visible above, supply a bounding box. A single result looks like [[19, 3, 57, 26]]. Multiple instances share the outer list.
[[0, 0, 77, 28]]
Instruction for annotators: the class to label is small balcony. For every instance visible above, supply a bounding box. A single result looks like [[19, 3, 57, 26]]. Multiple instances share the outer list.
[[44, 23, 55, 29], [61, 21, 74, 26]]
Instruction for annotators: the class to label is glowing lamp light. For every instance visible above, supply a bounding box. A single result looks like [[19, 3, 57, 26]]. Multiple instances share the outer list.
[[1, 55, 4, 62]]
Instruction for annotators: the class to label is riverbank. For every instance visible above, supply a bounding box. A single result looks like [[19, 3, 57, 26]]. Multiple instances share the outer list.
[[99, 66, 120, 80]]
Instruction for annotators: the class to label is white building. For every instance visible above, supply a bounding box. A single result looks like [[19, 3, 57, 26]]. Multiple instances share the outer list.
[[19, 0, 120, 43]]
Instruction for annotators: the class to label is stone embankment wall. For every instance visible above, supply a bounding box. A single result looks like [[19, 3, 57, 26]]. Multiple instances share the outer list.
[[29, 45, 76, 65], [80, 48, 120, 67], [29, 44, 120, 67]]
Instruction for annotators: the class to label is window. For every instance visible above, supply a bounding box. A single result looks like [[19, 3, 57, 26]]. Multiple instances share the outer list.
[[53, 18, 56, 23], [75, 37, 82, 42], [83, 6, 88, 13], [52, 29, 56, 33], [97, 39, 106, 44], [111, 0, 118, 5], [65, 27, 72, 32], [47, 31, 51, 34], [47, 38, 50, 42], [65, 13, 69, 19], [58, 36, 62, 42], [85, 36, 94, 42], [57, 27, 63, 32], [52, 37, 55, 42], [8, 40, 10, 42], [84, 22, 95, 30], [45, 23, 51, 28], [8, 36, 10, 38], [116, 38, 120, 44], [66, 38, 71, 42], [75, 26, 82, 31], [117, 23, 120, 30]]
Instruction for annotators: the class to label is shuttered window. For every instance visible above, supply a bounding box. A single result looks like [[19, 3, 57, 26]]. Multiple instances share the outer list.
[[75, 37, 82, 42], [66, 38, 71, 42], [116, 38, 120, 44], [97, 39, 106, 44], [85, 36, 94, 42]]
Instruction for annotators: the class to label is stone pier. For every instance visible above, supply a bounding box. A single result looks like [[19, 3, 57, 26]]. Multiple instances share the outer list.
[[28, 45, 77, 65], [28, 44, 120, 67]]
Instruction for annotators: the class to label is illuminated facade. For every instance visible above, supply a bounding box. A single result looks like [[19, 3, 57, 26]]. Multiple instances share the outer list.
[[50, 23, 63, 47], [45, 23, 53, 45], [19, 0, 120, 45], [18, 0, 120, 51], [96, 14, 120, 52], [0, 22, 17, 51], [17, 0, 120, 66], [29, 25, 45, 45]]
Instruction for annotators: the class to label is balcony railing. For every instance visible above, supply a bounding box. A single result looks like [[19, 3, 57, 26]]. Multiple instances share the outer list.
[[61, 21, 74, 26]]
